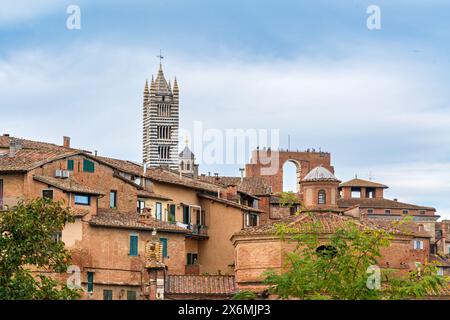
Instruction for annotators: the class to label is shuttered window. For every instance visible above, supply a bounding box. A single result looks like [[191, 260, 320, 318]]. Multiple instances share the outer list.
[[67, 159, 74, 171], [103, 289, 113, 300], [160, 238, 168, 258], [83, 159, 95, 173], [87, 272, 94, 292], [127, 291, 137, 300], [129, 235, 138, 256]]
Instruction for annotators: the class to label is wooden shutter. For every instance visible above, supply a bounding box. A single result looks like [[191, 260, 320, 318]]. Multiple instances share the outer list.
[[130, 235, 138, 256], [160, 238, 168, 258], [67, 159, 74, 171]]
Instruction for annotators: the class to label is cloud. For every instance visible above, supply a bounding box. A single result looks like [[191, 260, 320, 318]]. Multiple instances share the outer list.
[[0, 0, 64, 24], [0, 42, 449, 218]]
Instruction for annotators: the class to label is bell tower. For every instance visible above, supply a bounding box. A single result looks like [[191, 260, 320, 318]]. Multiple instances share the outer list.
[[142, 58, 179, 169]]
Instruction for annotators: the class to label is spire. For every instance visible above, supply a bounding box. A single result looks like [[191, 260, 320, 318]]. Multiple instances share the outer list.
[[143, 79, 150, 104]]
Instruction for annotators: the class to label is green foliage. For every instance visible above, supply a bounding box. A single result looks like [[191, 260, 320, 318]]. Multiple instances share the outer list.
[[264, 216, 447, 300], [232, 290, 257, 300], [0, 198, 82, 299]]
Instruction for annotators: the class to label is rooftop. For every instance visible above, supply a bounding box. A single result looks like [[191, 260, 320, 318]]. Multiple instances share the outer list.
[[338, 198, 435, 211], [165, 275, 236, 296], [33, 175, 104, 196], [89, 209, 190, 234], [302, 166, 340, 182], [340, 178, 388, 189]]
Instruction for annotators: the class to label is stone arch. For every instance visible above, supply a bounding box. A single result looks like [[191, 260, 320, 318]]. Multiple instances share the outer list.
[[282, 159, 301, 192]]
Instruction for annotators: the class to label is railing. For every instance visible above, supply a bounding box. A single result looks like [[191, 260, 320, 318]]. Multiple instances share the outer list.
[[188, 224, 208, 236]]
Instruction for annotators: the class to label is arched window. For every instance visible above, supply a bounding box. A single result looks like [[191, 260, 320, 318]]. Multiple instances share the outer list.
[[318, 190, 326, 205]]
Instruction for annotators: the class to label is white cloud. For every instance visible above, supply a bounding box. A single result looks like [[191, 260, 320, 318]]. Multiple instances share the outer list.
[[0, 0, 63, 24], [1, 42, 449, 218]]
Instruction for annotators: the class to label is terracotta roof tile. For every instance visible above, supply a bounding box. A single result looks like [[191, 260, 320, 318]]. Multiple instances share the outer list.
[[146, 167, 226, 193], [165, 275, 236, 296], [198, 176, 272, 196], [339, 178, 388, 189], [89, 209, 189, 234], [33, 175, 104, 196], [338, 198, 435, 211], [233, 212, 431, 238]]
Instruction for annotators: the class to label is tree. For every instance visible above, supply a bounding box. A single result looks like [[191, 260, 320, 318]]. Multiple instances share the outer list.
[[264, 196, 447, 300], [0, 198, 82, 299]]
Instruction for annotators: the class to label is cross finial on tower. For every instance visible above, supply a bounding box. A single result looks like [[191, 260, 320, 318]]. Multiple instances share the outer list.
[[157, 49, 164, 65], [184, 136, 189, 146]]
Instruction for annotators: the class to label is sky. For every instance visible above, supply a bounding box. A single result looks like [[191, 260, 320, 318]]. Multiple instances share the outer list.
[[1, 1, 450, 218]]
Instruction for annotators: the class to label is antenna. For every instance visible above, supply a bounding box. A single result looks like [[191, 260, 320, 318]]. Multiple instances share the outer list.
[[288, 134, 290, 151], [369, 171, 372, 181]]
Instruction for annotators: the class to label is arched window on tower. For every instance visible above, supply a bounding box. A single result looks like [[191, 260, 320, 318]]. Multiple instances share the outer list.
[[318, 190, 326, 205]]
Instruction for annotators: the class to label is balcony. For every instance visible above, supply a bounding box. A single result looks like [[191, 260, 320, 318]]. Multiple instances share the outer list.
[[187, 224, 208, 238]]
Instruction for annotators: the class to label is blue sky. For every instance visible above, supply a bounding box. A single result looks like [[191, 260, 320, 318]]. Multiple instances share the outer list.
[[1, 1, 450, 217]]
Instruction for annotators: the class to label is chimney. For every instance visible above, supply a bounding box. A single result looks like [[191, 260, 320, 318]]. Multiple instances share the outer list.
[[63, 136, 71, 148], [393, 198, 398, 202], [94, 150, 98, 156], [226, 185, 238, 200], [8, 138, 22, 157], [193, 164, 199, 180]]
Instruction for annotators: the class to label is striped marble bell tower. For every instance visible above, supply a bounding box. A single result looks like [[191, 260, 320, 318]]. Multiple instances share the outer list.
[[142, 63, 179, 169]]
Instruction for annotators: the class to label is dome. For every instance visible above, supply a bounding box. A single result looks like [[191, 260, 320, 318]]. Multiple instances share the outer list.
[[303, 166, 339, 182]]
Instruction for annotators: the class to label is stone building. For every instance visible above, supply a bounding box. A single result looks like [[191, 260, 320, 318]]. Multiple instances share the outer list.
[[0, 134, 261, 299], [142, 64, 179, 170]]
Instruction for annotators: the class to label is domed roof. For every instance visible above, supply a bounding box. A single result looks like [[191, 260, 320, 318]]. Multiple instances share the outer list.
[[303, 166, 339, 182]]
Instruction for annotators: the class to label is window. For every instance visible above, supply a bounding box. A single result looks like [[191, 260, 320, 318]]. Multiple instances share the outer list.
[[74, 194, 90, 205], [385, 209, 391, 214], [402, 210, 409, 215], [67, 159, 74, 171], [419, 210, 426, 215], [160, 238, 168, 258], [245, 213, 259, 227], [158, 146, 170, 159], [182, 205, 190, 224], [129, 235, 138, 256], [437, 268, 444, 276], [110, 191, 117, 208], [367, 208, 374, 214], [168, 204, 176, 223], [103, 289, 113, 300], [318, 190, 326, 205], [413, 240, 424, 250], [156, 202, 162, 220], [137, 200, 145, 214], [83, 159, 95, 173], [157, 104, 171, 116], [52, 231, 62, 243], [187, 253, 198, 265], [87, 272, 94, 292], [127, 291, 137, 300], [157, 126, 171, 140], [42, 189, 54, 200]]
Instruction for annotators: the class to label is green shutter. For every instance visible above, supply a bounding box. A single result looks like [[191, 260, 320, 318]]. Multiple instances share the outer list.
[[130, 235, 138, 256], [127, 290, 137, 300], [103, 289, 113, 300], [67, 159, 74, 171], [83, 159, 95, 173], [160, 238, 168, 258], [87, 272, 94, 292]]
